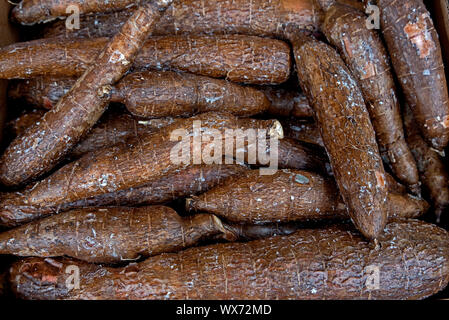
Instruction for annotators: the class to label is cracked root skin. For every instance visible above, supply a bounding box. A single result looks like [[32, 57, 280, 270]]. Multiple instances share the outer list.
[[377, 0, 449, 150], [5, 109, 176, 159], [0, 206, 231, 264], [0, 0, 173, 187], [0, 112, 281, 227], [0, 35, 291, 85], [292, 33, 388, 240], [39, 0, 321, 38], [8, 71, 272, 118], [403, 104, 449, 221], [322, 3, 420, 192], [9, 220, 449, 300], [12, 0, 140, 25], [187, 169, 428, 224], [264, 87, 314, 118]]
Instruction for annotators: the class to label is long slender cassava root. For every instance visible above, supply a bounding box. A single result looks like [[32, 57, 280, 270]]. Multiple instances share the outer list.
[[187, 169, 429, 224], [404, 105, 449, 221], [376, 0, 449, 150], [16, 0, 321, 38], [322, 3, 420, 193], [47, 164, 248, 210], [0, 35, 291, 85], [291, 32, 388, 240], [8, 71, 271, 117], [0, 0, 174, 187], [0, 112, 283, 227], [0, 206, 235, 264], [9, 220, 449, 300]]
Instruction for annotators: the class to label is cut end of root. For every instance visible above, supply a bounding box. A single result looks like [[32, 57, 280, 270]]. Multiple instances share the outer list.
[[213, 216, 239, 242], [269, 120, 284, 139], [373, 238, 380, 250]]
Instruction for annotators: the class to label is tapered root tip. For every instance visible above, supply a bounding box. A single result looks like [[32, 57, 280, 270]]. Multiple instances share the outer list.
[[435, 207, 445, 224], [269, 120, 284, 139]]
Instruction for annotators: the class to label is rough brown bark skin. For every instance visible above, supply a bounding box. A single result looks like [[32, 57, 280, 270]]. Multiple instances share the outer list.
[[316, 0, 365, 11], [188, 169, 347, 224], [115, 72, 271, 117], [6, 109, 175, 159], [69, 113, 174, 158], [322, 3, 420, 194], [22, 0, 321, 38], [9, 220, 449, 300], [223, 223, 301, 241], [404, 105, 449, 222], [0, 150, 329, 230], [376, 0, 449, 150], [0, 0, 173, 187], [291, 33, 388, 240], [0, 164, 247, 229], [0, 112, 283, 227], [257, 137, 329, 175], [8, 78, 78, 109], [385, 173, 407, 194], [187, 169, 428, 224], [0, 35, 291, 85], [280, 118, 324, 147], [7, 111, 326, 173], [57, 164, 248, 208], [8, 71, 272, 117], [4, 109, 46, 142], [264, 87, 314, 118], [0, 206, 234, 264], [11, 0, 140, 25]]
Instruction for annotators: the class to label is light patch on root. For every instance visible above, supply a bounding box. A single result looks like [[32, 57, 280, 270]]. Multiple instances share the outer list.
[[375, 171, 386, 189], [269, 120, 284, 139], [108, 50, 130, 65], [361, 63, 376, 80], [404, 13, 436, 59], [440, 115, 449, 129], [343, 37, 353, 58], [281, 0, 312, 12]]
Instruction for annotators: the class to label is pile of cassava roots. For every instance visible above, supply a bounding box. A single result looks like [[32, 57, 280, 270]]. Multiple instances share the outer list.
[[0, 0, 448, 300]]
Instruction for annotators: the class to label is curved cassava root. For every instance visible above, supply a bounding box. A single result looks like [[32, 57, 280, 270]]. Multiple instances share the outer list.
[[322, 3, 420, 194], [18, 0, 321, 38], [376, 0, 449, 150], [0, 206, 235, 264], [9, 220, 449, 300], [0, 35, 291, 85], [291, 32, 388, 240], [187, 169, 429, 224], [0, 0, 174, 187], [8, 71, 271, 117]]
